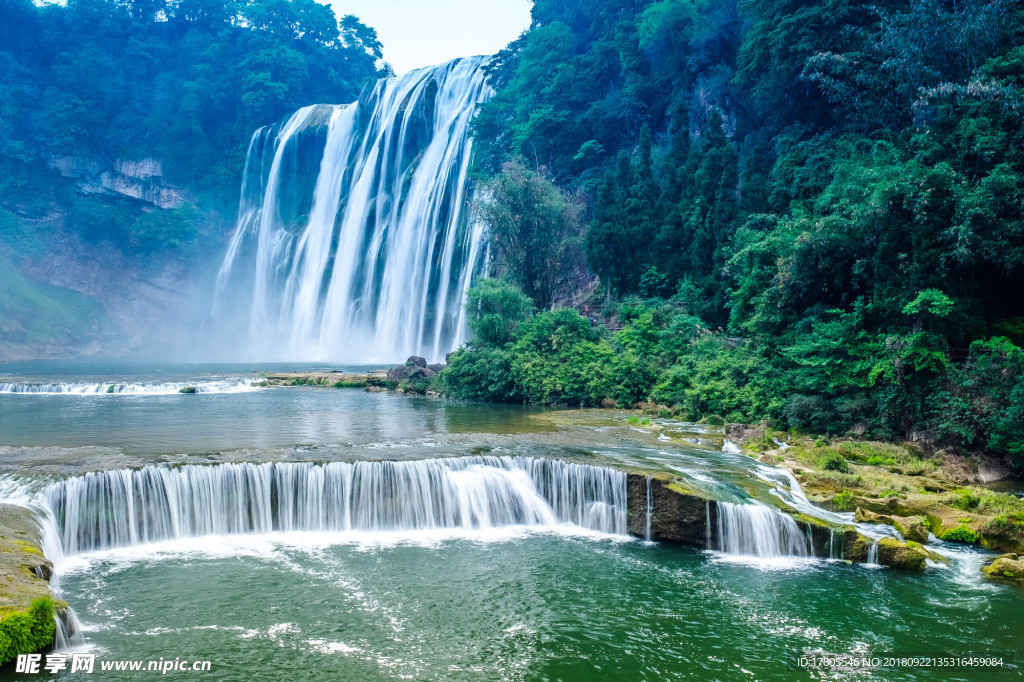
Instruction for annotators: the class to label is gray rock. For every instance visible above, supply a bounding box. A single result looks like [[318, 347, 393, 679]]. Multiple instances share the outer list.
[[406, 356, 428, 368]]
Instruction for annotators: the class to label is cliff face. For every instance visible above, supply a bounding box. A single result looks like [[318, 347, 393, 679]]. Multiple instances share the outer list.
[[48, 155, 189, 210], [0, 156, 225, 361]]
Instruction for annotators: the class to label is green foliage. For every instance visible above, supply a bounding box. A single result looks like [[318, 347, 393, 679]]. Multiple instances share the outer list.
[[0, 255, 106, 347], [465, 279, 533, 348], [948, 489, 981, 511], [468, 0, 1024, 466], [831, 491, 855, 512], [479, 161, 585, 309], [940, 524, 980, 544], [0, 597, 57, 665], [818, 452, 851, 474]]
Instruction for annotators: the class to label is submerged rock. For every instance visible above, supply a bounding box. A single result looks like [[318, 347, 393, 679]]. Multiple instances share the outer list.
[[981, 554, 1024, 586]]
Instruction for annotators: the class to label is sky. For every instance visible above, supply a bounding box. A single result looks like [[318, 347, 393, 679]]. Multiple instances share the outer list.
[[334, 0, 533, 75]]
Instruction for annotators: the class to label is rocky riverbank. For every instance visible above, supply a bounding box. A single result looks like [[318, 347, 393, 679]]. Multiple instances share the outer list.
[[623, 472, 942, 570], [0, 505, 66, 664]]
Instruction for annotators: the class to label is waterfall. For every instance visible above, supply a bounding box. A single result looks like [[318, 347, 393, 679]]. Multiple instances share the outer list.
[[644, 475, 652, 542], [715, 501, 812, 558], [210, 56, 493, 363], [41, 457, 628, 554], [867, 539, 880, 565]]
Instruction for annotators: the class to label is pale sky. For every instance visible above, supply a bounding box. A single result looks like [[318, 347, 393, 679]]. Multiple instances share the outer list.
[[333, 0, 533, 75]]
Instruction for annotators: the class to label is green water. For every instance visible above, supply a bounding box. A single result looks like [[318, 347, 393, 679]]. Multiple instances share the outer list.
[[35, 535, 1024, 681], [1, 363, 1022, 681]]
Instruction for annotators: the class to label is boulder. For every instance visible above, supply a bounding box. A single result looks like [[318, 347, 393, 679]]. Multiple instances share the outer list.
[[445, 352, 455, 365], [428, 363, 445, 373], [626, 473, 714, 547], [386, 364, 412, 386], [855, 508, 930, 544], [876, 537, 931, 571], [724, 423, 765, 445], [894, 516, 930, 544], [981, 553, 1024, 586], [406, 356, 428, 368]]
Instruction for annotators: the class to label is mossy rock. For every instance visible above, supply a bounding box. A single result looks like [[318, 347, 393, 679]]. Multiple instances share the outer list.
[[178, 386, 198, 394], [876, 538, 930, 571], [981, 554, 1024, 586]]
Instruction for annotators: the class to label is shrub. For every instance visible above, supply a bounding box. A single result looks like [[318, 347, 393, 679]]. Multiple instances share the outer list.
[[0, 597, 56, 665], [940, 524, 979, 544], [831, 491, 855, 511], [819, 452, 850, 473], [949, 489, 980, 511]]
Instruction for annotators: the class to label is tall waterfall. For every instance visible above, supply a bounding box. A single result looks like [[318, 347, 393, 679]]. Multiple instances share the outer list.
[[210, 57, 492, 362], [42, 457, 628, 554]]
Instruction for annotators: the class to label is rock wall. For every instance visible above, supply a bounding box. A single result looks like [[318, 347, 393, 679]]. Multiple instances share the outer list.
[[48, 155, 188, 209]]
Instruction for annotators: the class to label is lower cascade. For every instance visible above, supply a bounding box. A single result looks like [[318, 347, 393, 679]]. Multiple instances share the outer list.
[[715, 501, 812, 558], [42, 457, 628, 554]]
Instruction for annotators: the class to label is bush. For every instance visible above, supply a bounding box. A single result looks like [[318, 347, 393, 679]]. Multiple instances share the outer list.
[[819, 452, 851, 473], [0, 597, 56, 665], [440, 347, 519, 402], [940, 524, 979, 544], [464, 279, 533, 348], [949, 489, 980, 511], [831, 491, 855, 511]]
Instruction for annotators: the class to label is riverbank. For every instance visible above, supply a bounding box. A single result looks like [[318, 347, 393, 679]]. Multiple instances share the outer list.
[[0, 505, 65, 664]]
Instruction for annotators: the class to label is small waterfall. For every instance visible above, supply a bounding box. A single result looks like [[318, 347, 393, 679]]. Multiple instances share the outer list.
[[41, 457, 628, 554], [715, 501, 812, 558], [54, 608, 85, 650], [827, 528, 844, 560], [644, 475, 652, 542], [210, 56, 493, 363], [867, 539, 880, 565]]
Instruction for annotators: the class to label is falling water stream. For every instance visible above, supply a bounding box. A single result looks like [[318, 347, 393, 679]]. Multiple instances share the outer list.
[[209, 58, 492, 363]]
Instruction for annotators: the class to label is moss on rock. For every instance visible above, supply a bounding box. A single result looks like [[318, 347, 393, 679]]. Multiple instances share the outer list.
[[981, 554, 1024, 586]]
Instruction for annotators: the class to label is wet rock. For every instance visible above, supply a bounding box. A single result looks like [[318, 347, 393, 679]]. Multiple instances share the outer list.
[[981, 554, 1024, 586], [896, 516, 930, 544], [876, 537, 930, 571], [445, 352, 454, 364], [0, 504, 67, 660], [626, 473, 714, 547], [407, 356, 428, 368], [364, 386, 386, 393], [428, 363, 445, 373], [179, 386, 198, 394], [724, 423, 765, 445]]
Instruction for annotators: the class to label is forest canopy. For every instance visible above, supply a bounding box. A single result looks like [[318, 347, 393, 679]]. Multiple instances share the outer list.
[[456, 0, 1024, 463]]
